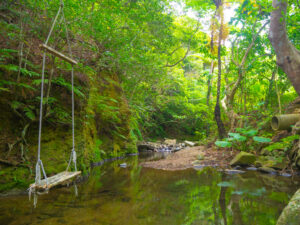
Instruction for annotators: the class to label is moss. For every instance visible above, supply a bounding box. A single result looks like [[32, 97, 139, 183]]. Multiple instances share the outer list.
[[230, 152, 257, 166], [0, 69, 137, 192], [0, 166, 32, 192]]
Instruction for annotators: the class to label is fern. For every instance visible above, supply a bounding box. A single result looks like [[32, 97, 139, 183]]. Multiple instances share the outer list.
[[24, 107, 35, 120]]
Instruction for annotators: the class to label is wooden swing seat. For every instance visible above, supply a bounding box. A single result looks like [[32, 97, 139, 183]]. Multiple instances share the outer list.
[[30, 171, 81, 191], [40, 44, 78, 65]]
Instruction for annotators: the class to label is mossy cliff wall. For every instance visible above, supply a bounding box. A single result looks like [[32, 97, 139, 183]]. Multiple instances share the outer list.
[[0, 70, 136, 192]]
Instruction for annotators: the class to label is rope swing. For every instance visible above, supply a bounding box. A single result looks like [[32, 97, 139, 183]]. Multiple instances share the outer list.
[[30, 0, 81, 193]]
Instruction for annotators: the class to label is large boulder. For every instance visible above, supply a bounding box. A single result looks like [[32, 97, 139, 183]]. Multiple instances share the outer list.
[[164, 139, 176, 146], [277, 189, 300, 225], [137, 142, 159, 152], [230, 152, 256, 167]]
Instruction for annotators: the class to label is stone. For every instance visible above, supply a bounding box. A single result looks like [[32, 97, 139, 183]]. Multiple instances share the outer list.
[[119, 163, 127, 168], [277, 189, 300, 225], [225, 169, 245, 174], [261, 148, 271, 156], [164, 139, 176, 146], [254, 161, 263, 167], [259, 156, 288, 170], [280, 172, 292, 177], [184, 141, 195, 147], [258, 167, 277, 175], [246, 167, 258, 171], [230, 152, 256, 166], [197, 154, 204, 160], [137, 142, 158, 152]]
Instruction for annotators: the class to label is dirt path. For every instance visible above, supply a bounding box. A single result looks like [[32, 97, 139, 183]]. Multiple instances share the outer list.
[[141, 146, 237, 171]]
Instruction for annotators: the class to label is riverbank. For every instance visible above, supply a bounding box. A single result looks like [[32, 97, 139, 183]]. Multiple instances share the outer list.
[[141, 146, 237, 170]]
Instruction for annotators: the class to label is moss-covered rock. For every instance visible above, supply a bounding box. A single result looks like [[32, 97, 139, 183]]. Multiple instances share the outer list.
[[230, 152, 256, 166], [258, 166, 277, 174], [277, 189, 300, 225]]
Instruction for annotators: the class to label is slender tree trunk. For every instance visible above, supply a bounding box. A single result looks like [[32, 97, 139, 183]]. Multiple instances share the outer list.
[[214, 4, 226, 139], [206, 61, 214, 106], [207, 13, 216, 106], [275, 70, 282, 114], [264, 67, 277, 109], [269, 0, 300, 95]]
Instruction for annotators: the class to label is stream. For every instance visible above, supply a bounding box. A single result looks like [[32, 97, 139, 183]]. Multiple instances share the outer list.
[[1, 153, 300, 225]]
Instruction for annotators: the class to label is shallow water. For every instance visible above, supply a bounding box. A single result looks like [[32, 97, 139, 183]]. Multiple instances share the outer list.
[[1, 153, 300, 225]]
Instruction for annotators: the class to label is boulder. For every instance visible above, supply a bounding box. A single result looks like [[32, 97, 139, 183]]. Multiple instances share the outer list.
[[164, 139, 176, 146], [277, 189, 300, 225], [258, 167, 277, 174], [264, 160, 287, 170], [261, 148, 271, 156], [254, 160, 263, 167], [137, 142, 158, 152], [230, 152, 256, 166], [184, 141, 195, 147]]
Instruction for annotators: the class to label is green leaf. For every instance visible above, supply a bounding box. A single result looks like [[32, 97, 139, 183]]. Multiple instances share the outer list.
[[215, 141, 232, 148], [228, 132, 247, 141], [24, 107, 35, 120], [253, 136, 271, 143], [243, 129, 258, 137]]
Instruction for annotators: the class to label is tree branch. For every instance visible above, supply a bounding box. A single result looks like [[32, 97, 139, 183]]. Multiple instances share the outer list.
[[165, 21, 200, 67]]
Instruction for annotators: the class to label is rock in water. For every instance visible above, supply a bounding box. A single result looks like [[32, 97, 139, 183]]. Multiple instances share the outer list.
[[246, 167, 258, 171], [119, 163, 127, 168], [184, 141, 195, 147], [258, 167, 277, 175], [225, 169, 245, 174], [230, 152, 256, 167], [277, 189, 300, 225]]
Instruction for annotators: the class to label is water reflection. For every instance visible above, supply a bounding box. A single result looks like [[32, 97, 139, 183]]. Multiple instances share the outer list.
[[0, 154, 299, 225]]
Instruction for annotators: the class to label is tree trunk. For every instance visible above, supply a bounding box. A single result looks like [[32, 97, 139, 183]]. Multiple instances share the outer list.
[[214, 4, 226, 139], [269, 0, 300, 95], [264, 67, 277, 109], [206, 61, 214, 106]]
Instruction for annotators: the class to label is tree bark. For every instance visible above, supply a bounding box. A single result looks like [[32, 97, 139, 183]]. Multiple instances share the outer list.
[[269, 0, 300, 95], [214, 4, 226, 139], [264, 67, 277, 109]]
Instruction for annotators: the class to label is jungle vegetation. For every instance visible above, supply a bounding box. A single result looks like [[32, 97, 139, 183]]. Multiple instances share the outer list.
[[0, 0, 299, 174]]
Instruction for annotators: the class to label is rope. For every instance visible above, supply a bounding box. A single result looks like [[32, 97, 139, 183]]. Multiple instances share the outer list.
[[62, 6, 77, 172], [34, 0, 78, 190], [35, 3, 63, 187]]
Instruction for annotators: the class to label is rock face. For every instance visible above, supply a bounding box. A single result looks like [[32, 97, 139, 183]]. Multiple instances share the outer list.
[[230, 152, 256, 166], [277, 189, 300, 225]]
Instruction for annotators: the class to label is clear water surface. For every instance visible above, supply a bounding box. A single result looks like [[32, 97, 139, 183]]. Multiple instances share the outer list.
[[0, 153, 300, 225]]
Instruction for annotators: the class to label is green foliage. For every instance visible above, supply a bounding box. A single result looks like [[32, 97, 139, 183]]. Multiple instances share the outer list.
[[215, 127, 271, 152], [253, 136, 272, 143], [215, 141, 232, 148], [265, 135, 299, 152]]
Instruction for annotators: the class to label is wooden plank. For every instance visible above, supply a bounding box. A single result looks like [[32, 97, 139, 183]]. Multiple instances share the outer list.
[[40, 44, 78, 65], [30, 171, 81, 191]]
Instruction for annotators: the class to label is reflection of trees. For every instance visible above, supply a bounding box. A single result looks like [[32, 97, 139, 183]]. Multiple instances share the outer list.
[[183, 167, 223, 225]]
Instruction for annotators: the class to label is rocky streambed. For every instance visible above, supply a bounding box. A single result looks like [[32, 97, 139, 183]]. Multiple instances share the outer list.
[[139, 142, 300, 177]]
